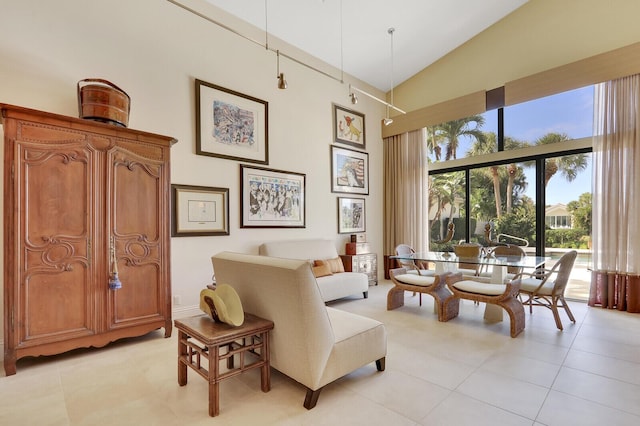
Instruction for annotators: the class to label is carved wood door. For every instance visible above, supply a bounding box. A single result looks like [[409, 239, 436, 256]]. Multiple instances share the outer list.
[[105, 144, 170, 332], [15, 139, 98, 347]]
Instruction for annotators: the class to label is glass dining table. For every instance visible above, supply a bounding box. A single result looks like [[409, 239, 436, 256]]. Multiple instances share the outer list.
[[391, 251, 550, 322]]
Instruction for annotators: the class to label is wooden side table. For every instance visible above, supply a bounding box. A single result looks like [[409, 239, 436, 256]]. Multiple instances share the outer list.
[[174, 313, 274, 417]]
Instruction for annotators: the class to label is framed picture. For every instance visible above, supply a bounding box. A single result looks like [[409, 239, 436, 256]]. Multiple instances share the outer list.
[[195, 78, 269, 164], [338, 197, 366, 234], [331, 145, 369, 195], [171, 184, 229, 236], [333, 104, 366, 149], [240, 165, 306, 228]]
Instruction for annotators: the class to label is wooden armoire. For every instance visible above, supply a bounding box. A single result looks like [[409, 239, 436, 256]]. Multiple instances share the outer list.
[[1, 104, 176, 375]]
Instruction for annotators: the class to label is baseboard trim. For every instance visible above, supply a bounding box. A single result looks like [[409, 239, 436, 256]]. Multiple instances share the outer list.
[[0, 305, 203, 363], [172, 304, 202, 319]]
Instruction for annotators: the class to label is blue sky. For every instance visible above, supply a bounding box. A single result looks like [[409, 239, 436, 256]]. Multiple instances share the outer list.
[[433, 85, 594, 206], [506, 86, 593, 205]]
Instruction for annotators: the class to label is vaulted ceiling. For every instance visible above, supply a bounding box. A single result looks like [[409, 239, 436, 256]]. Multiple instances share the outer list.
[[205, 0, 529, 91]]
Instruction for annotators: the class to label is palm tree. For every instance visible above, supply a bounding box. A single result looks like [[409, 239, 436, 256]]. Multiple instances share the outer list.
[[428, 172, 465, 239], [503, 136, 527, 213], [434, 115, 486, 161], [426, 126, 443, 161], [533, 133, 588, 186], [467, 132, 504, 217], [428, 174, 452, 237]]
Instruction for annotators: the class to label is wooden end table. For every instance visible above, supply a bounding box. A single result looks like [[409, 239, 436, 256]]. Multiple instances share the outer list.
[[174, 313, 274, 417]]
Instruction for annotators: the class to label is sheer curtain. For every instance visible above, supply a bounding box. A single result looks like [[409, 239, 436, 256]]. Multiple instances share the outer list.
[[590, 73, 640, 312], [383, 129, 429, 259]]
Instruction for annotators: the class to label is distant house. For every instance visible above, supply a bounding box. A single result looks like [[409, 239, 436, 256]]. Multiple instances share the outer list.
[[546, 203, 572, 229]]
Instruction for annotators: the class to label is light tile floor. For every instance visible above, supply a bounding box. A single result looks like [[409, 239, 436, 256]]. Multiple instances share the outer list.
[[1, 280, 640, 425]]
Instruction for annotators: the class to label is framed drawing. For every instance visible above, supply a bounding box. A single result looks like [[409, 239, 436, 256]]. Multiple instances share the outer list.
[[195, 78, 269, 164], [333, 104, 366, 149], [331, 145, 369, 195], [337, 197, 366, 234], [240, 165, 306, 228], [171, 184, 229, 236]]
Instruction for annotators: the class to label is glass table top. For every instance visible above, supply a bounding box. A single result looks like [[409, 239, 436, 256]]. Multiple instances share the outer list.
[[391, 251, 549, 269]]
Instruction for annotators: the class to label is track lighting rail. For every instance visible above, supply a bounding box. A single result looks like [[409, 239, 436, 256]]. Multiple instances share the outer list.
[[167, 0, 406, 115]]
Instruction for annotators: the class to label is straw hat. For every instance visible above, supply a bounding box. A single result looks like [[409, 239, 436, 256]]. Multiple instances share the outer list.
[[199, 284, 244, 326]]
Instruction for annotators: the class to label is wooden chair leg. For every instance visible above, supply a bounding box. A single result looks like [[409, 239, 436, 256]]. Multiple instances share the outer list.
[[304, 387, 322, 409], [560, 296, 576, 323], [550, 304, 564, 330]]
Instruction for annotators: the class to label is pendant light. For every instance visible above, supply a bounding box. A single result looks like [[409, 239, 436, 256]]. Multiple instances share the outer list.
[[383, 27, 395, 126], [277, 50, 288, 89]]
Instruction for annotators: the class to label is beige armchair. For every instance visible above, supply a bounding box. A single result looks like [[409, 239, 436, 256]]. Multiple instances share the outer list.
[[211, 252, 387, 409]]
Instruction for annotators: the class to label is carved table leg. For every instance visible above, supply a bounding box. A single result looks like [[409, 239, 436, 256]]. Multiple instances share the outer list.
[[260, 331, 271, 392], [209, 344, 220, 417], [177, 330, 187, 386]]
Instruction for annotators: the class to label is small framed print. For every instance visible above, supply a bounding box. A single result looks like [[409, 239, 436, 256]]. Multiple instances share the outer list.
[[338, 197, 366, 234], [171, 184, 229, 236], [195, 78, 269, 164], [333, 104, 366, 149], [331, 145, 369, 195], [240, 164, 306, 228]]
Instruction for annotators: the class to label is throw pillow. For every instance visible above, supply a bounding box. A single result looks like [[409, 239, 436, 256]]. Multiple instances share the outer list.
[[326, 257, 345, 273], [312, 260, 333, 278]]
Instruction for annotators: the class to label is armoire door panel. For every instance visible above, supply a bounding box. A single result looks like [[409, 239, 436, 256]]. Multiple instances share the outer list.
[[112, 264, 161, 324], [22, 268, 93, 341], [111, 151, 161, 239], [23, 147, 91, 243]]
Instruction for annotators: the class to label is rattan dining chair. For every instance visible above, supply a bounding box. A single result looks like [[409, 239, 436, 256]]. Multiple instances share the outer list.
[[513, 250, 577, 330], [477, 244, 527, 282], [394, 244, 434, 276], [394, 244, 435, 306], [452, 243, 483, 277]]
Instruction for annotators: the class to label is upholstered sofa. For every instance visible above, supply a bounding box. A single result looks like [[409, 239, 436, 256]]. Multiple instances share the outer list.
[[211, 251, 387, 409], [259, 239, 369, 302]]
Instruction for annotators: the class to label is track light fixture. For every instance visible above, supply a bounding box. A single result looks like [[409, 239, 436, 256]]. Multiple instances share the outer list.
[[383, 27, 396, 126], [276, 50, 287, 89], [169, 1, 408, 116], [383, 104, 393, 126], [277, 72, 288, 90], [348, 28, 405, 125]]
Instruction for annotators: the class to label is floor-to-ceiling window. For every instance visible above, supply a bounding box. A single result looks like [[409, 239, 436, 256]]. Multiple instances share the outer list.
[[428, 86, 593, 300]]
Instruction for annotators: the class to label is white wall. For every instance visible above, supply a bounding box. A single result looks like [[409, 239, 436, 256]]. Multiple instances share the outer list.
[[0, 0, 387, 339]]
